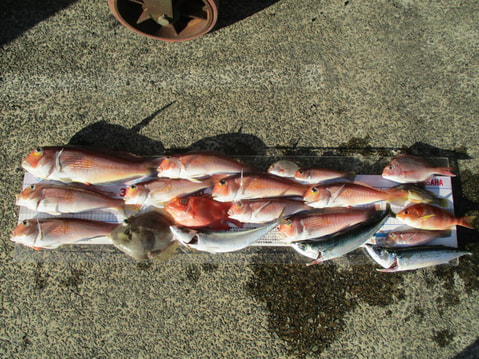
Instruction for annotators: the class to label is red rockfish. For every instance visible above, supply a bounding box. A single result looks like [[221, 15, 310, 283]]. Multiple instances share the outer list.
[[396, 203, 477, 230], [164, 196, 239, 230]]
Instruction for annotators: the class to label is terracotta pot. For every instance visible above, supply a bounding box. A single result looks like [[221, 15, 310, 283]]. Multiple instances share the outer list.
[[108, 0, 219, 42]]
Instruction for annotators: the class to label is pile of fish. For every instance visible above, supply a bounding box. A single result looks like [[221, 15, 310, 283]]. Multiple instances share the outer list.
[[11, 146, 477, 271]]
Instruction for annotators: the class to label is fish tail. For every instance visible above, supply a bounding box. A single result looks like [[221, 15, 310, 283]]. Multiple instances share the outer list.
[[385, 188, 410, 202], [344, 171, 356, 181], [437, 167, 455, 177], [149, 157, 165, 171], [434, 197, 450, 208], [458, 215, 478, 229]]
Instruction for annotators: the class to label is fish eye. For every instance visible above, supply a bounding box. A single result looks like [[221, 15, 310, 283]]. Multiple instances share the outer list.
[[130, 184, 137, 190], [219, 179, 227, 186], [404, 210, 409, 215], [35, 147, 43, 153], [180, 198, 188, 205], [298, 169, 304, 174], [311, 187, 318, 193], [22, 220, 28, 226], [388, 165, 394, 170], [29, 184, 36, 190], [236, 202, 243, 207]]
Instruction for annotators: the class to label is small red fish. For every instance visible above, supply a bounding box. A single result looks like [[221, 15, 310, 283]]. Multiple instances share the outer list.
[[396, 203, 477, 230], [303, 182, 408, 208], [22, 146, 160, 184], [294, 168, 354, 184], [267, 160, 300, 178], [124, 175, 220, 207], [10, 218, 118, 249], [212, 173, 309, 202], [278, 207, 378, 241], [157, 151, 254, 180], [16, 183, 131, 216], [382, 154, 455, 183], [227, 198, 311, 223], [164, 196, 240, 230]]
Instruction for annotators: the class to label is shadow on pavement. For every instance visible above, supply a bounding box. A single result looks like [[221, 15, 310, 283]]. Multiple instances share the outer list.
[[0, 0, 77, 46]]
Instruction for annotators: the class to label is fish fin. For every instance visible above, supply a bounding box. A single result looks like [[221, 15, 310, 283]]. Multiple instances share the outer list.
[[328, 184, 345, 204], [306, 256, 324, 266], [55, 148, 64, 173], [436, 167, 455, 177], [187, 178, 203, 183], [459, 216, 478, 229]]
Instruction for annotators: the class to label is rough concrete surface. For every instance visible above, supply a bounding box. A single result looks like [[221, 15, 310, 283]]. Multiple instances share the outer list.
[[1, 0, 478, 358]]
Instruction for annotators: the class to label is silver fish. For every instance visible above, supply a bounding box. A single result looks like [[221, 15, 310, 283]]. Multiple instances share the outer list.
[[364, 244, 396, 269], [369, 246, 471, 272], [291, 208, 391, 265], [170, 218, 279, 253]]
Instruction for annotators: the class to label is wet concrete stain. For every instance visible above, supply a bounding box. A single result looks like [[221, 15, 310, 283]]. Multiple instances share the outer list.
[[432, 329, 455, 348], [246, 263, 404, 356], [33, 263, 48, 290], [58, 269, 84, 289]]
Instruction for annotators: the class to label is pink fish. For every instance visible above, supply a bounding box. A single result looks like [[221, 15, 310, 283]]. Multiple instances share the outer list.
[[22, 146, 160, 184], [212, 173, 309, 202], [157, 151, 254, 180], [227, 198, 311, 223], [278, 207, 378, 241], [267, 160, 301, 178], [303, 182, 408, 208], [382, 154, 455, 183], [396, 203, 477, 230], [10, 218, 119, 249], [294, 168, 354, 184], [16, 183, 133, 217], [376, 228, 451, 248], [123, 175, 220, 207]]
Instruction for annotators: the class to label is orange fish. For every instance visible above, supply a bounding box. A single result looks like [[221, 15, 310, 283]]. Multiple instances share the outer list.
[[157, 151, 254, 180], [212, 173, 309, 202], [396, 203, 477, 230], [123, 175, 220, 207], [303, 182, 408, 208], [294, 168, 354, 184], [164, 196, 239, 230], [22, 146, 160, 184], [16, 183, 131, 217], [10, 218, 119, 249], [382, 154, 455, 183], [227, 198, 311, 223], [278, 207, 378, 242]]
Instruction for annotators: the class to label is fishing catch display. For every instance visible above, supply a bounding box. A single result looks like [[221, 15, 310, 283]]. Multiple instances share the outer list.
[[12, 146, 477, 272]]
